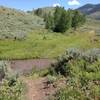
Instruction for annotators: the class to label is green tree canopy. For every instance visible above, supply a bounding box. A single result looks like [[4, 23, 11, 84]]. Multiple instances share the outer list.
[[72, 10, 86, 30], [44, 7, 86, 33]]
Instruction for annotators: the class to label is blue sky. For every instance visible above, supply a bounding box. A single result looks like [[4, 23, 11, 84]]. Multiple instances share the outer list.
[[0, 0, 100, 11]]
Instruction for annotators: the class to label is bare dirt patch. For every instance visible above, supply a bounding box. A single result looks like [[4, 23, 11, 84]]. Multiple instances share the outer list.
[[21, 77, 55, 100], [10, 59, 55, 74], [10, 59, 57, 100]]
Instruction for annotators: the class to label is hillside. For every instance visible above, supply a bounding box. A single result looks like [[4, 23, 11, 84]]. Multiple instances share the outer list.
[[0, 6, 99, 59], [0, 6, 44, 39], [29, 7, 55, 17], [0, 4, 99, 39], [32, 5, 100, 20], [77, 4, 100, 19]]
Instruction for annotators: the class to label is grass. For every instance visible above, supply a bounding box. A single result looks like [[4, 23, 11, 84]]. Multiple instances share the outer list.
[[0, 28, 100, 60]]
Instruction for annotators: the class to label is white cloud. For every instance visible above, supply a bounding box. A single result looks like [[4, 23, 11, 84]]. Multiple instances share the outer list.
[[53, 3, 61, 7], [68, 0, 80, 6]]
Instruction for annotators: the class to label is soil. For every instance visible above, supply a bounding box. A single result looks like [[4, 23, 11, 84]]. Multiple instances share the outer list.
[[21, 77, 55, 100], [10, 59, 57, 100], [10, 59, 55, 74]]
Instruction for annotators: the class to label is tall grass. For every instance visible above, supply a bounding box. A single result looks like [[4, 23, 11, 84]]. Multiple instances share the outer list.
[[0, 29, 100, 60]]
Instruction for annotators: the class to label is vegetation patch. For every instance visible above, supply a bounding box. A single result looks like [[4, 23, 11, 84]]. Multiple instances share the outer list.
[[0, 6, 44, 40], [0, 29, 100, 60], [0, 61, 24, 100], [48, 48, 100, 100], [45, 7, 86, 32]]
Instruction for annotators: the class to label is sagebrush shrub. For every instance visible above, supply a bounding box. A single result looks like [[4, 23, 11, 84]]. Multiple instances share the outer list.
[[0, 6, 45, 40], [0, 61, 24, 100], [49, 48, 100, 100], [0, 61, 8, 81], [0, 79, 24, 100]]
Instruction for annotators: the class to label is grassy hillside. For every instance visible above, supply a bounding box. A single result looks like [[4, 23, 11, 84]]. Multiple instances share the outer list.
[[0, 6, 44, 39], [80, 18, 100, 32], [89, 11, 100, 20], [30, 7, 55, 17]]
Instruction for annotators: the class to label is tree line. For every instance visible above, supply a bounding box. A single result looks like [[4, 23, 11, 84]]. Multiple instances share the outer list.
[[44, 7, 86, 33]]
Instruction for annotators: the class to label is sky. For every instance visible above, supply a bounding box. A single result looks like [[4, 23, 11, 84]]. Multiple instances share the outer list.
[[0, 0, 100, 11]]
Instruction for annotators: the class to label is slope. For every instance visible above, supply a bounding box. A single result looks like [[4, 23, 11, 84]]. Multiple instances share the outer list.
[[0, 6, 44, 39], [77, 4, 100, 20]]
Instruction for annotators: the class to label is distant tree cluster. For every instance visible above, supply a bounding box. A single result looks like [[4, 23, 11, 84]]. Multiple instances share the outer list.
[[34, 8, 43, 17], [44, 7, 86, 33]]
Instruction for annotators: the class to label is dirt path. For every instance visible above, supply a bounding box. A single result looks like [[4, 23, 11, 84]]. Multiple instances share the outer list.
[[10, 59, 56, 100], [22, 77, 55, 100], [10, 59, 55, 74]]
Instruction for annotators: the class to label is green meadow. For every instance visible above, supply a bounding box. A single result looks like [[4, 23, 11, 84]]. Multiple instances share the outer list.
[[0, 29, 100, 60]]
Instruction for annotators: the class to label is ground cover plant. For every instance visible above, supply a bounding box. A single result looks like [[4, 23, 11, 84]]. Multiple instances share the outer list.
[[48, 48, 100, 100], [0, 28, 99, 60], [0, 61, 24, 100]]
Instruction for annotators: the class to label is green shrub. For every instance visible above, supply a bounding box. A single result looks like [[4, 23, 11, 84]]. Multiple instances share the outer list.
[[72, 10, 86, 30], [83, 48, 100, 63], [54, 88, 86, 100], [0, 61, 8, 81], [0, 79, 24, 100], [0, 61, 24, 100], [47, 75, 57, 84], [49, 48, 100, 100]]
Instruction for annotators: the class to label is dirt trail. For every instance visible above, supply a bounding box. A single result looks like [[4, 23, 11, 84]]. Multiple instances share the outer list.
[[10, 59, 56, 100], [22, 77, 55, 100], [10, 59, 55, 74]]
